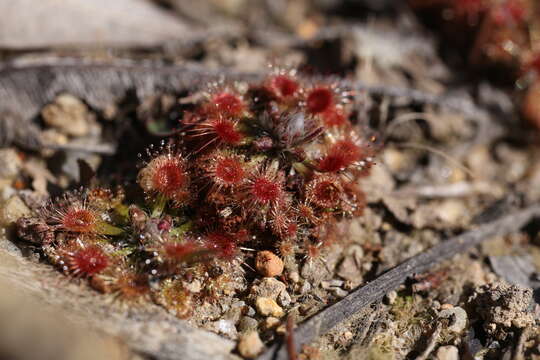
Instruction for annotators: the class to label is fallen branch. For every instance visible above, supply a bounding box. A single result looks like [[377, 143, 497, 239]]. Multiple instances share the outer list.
[[258, 204, 540, 360]]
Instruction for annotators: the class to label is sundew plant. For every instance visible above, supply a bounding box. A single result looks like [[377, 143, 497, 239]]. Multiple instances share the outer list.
[[17, 70, 378, 317]]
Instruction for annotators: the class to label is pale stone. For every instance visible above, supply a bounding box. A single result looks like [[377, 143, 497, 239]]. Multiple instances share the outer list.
[[0, 196, 30, 227], [250, 277, 286, 300], [439, 306, 467, 333], [237, 331, 264, 359], [238, 317, 258, 333], [435, 345, 459, 360], [0, 149, 21, 179], [264, 317, 280, 330], [42, 94, 92, 137], [255, 297, 284, 317]]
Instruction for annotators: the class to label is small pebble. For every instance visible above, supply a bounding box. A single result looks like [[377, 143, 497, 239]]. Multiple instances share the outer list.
[[435, 345, 459, 360], [256, 251, 284, 277], [214, 319, 237, 339], [385, 291, 397, 305], [237, 331, 264, 359], [264, 317, 281, 330], [255, 297, 285, 317], [289, 271, 300, 283], [183, 279, 202, 293], [276, 324, 287, 335], [439, 306, 467, 333], [0, 149, 22, 179], [383, 148, 408, 174], [277, 290, 292, 307], [0, 196, 30, 227], [332, 288, 348, 298], [0, 180, 13, 196], [300, 281, 311, 294], [40, 129, 68, 157], [321, 279, 344, 289], [246, 306, 256, 317], [224, 304, 245, 324], [343, 280, 355, 291], [435, 200, 467, 225], [250, 277, 286, 300], [42, 94, 92, 137], [467, 261, 487, 286], [232, 300, 246, 308], [440, 303, 454, 310], [238, 317, 258, 333]]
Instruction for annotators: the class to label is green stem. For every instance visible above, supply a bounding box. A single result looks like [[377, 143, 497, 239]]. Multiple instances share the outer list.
[[152, 194, 168, 218], [95, 221, 124, 236]]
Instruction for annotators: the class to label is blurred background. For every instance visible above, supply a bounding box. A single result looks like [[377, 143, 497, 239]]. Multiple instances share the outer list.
[[1, 1, 540, 360]]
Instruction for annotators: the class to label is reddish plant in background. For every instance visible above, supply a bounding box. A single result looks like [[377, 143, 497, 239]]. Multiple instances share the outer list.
[[409, 0, 534, 67], [409, 0, 540, 130]]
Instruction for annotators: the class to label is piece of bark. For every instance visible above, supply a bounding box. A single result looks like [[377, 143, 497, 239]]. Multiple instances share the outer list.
[[0, 60, 254, 122], [0, 58, 490, 142]]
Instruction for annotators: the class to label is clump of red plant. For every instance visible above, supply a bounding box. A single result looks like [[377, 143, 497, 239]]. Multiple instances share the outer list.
[[409, 0, 534, 68], [16, 69, 378, 320]]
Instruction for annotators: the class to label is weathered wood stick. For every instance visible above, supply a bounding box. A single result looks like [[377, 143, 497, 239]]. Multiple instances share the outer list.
[[0, 58, 488, 149]]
